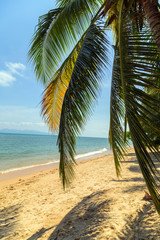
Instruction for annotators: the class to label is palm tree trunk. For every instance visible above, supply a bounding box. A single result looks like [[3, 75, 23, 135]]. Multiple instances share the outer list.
[[143, 0, 160, 51]]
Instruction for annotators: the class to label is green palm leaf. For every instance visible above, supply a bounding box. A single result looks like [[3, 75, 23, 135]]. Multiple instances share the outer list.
[[28, 8, 63, 83], [117, 5, 160, 212], [56, 0, 103, 8], [40, 2, 107, 132], [29, 0, 160, 215], [57, 22, 110, 188], [29, 0, 104, 84], [109, 45, 129, 177], [41, 30, 86, 132]]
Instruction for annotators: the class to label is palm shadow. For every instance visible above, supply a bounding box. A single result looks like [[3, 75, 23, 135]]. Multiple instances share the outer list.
[[0, 204, 20, 239], [121, 158, 138, 164], [27, 226, 55, 240], [48, 190, 111, 240], [124, 152, 136, 157], [112, 177, 144, 183], [122, 152, 160, 193], [128, 165, 140, 173], [118, 203, 160, 239]]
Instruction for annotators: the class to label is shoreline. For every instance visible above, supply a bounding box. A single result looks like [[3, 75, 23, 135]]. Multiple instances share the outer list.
[[0, 150, 111, 185]]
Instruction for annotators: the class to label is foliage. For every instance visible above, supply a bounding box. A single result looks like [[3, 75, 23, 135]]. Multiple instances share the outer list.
[[29, 0, 160, 213]]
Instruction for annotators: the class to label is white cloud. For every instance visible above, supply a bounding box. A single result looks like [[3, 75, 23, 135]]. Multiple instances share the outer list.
[[5, 62, 26, 76], [0, 62, 26, 87], [0, 71, 16, 86]]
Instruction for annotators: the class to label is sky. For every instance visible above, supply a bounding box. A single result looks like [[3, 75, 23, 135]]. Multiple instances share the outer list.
[[0, 0, 112, 138]]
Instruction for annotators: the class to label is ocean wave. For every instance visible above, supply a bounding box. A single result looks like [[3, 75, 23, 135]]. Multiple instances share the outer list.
[[75, 148, 108, 160], [0, 160, 59, 174], [0, 148, 110, 174]]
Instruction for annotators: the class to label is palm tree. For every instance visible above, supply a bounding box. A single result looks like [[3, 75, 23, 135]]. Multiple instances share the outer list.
[[29, 0, 160, 214]]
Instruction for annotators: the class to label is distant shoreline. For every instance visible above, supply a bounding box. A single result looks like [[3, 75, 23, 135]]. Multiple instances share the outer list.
[[0, 132, 51, 136], [0, 132, 108, 138]]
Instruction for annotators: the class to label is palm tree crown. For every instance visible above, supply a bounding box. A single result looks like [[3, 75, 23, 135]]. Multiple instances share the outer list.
[[29, 0, 160, 214]]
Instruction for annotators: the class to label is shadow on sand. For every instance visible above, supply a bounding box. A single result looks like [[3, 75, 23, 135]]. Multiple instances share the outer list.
[[27, 192, 160, 240], [48, 190, 110, 240], [112, 177, 145, 193], [0, 204, 20, 239], [118, 203, 160, 239], [121, 152, 160, 194], [28, 190, 110, 240], [27, 151, 160, 240], [124, 152, 137, 157], [27, 226, 55, 240]]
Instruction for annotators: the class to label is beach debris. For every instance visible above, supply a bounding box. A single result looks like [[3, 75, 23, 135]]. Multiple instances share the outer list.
[[143, 191, 152, 201]]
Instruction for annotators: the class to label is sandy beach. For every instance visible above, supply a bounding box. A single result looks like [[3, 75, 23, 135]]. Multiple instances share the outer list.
[[0, 149, 160, 240]]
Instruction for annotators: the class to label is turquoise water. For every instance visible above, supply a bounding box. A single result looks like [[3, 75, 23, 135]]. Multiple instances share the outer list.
[[0, 133, 110, 173]]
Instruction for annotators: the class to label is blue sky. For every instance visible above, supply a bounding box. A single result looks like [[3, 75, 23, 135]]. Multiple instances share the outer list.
[[0, 0, 112, 138]]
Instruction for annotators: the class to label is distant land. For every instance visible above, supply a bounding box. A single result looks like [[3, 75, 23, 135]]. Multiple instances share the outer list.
[[0, 129, 51, 135]]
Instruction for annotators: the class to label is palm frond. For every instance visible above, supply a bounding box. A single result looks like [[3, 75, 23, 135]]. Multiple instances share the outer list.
[[28, 8, 63, 83], [56, 0, 103, 8], [117, 8, 160, 212], [41, 30, 86, 132], [109, 45, 129, 177], [57, 22, 110, 188], [29, 0, 104, 84]]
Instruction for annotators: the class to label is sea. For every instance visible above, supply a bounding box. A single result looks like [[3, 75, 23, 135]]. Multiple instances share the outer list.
[[0, 133, 111, 174]]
